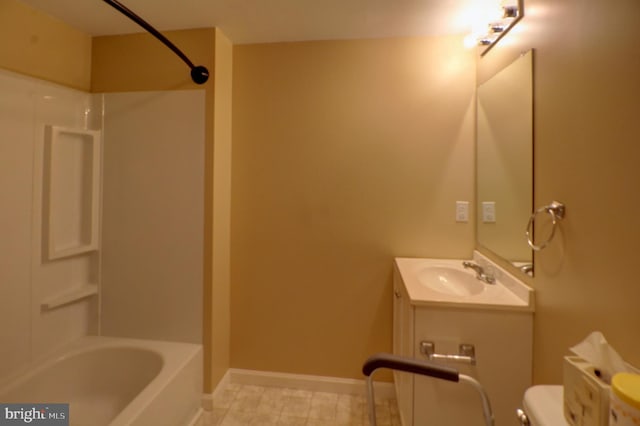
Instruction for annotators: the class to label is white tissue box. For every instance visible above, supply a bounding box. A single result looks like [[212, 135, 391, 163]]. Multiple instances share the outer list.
[[563, 356, 610, 426]]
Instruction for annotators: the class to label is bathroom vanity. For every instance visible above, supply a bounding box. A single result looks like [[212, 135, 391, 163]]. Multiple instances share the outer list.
[[393, 252, 534, 425]]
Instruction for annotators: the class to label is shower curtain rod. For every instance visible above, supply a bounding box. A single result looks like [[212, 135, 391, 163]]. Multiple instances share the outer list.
[[101, 0, 209, 84]]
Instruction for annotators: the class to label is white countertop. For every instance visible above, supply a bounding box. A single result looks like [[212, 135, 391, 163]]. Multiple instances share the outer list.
[[394, 253, 535, 312]]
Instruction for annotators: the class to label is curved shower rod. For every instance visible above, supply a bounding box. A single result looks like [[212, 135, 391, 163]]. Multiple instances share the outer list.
[[101, 0, 209, 84]]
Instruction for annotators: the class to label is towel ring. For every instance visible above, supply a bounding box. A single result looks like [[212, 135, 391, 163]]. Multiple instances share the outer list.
[[526, 201, 566, 251]]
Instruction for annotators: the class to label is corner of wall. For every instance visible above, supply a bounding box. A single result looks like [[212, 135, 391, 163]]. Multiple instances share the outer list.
[[206, 27, 233, 393]]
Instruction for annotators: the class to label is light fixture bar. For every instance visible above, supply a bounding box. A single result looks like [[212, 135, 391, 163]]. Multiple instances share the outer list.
[[476, 0, 524, 56]]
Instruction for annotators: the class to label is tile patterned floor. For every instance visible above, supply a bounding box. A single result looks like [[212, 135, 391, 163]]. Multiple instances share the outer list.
[[202, 383, 401, 426]]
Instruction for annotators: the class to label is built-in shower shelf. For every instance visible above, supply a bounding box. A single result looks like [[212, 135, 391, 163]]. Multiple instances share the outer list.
[[41, 284, 98, 311], [44, 125, 101, 261]]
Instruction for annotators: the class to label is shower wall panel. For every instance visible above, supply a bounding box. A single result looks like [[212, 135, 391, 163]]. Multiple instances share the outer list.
[[101, 90, 205, 344], [0, 69, 99, 382]]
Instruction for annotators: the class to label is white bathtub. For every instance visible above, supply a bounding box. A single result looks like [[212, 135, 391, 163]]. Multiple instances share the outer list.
[[0, 336, 203, 426]]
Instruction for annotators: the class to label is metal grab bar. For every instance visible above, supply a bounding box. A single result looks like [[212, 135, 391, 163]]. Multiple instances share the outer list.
[[101, 0, 209, 84], [526, 201, 566, 251], [420, 341, 477, 365], [362, 353, 494, 426]]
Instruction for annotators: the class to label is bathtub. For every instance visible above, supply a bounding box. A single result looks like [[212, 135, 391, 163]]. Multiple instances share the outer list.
[[0, 336, 203, 426]]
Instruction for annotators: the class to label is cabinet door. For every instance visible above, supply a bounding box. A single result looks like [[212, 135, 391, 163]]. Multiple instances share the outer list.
[[413, 307, 532, 426], [393, 268, 414, 426], [413, 341, 484, 426]]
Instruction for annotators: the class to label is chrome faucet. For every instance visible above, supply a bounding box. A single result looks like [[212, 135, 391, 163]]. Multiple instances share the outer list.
[[519, 263, 534, 276], [462, 261, 495, 284]]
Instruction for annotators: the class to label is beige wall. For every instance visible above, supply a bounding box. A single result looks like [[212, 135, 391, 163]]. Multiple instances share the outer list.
[[0, 0, 92, 90], [477, 0, 640, 383], [209, 28, 233, 389], [231, 36, 476, 379], [91, 28, 215, 93]]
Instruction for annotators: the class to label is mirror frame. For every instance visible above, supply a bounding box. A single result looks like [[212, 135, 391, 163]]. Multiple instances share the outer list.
[[476, 49, 534, 276]]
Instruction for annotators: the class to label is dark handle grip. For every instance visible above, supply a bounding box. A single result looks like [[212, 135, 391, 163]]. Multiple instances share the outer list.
[[362, 352, 459, 382]]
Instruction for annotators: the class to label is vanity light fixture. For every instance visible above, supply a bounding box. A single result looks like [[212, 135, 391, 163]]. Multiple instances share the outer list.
[[466, 0, 524, 55]]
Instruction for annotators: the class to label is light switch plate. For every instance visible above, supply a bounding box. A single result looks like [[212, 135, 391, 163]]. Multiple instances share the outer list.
[[482, 201, 496, 223], [456, 201, 469, 222]]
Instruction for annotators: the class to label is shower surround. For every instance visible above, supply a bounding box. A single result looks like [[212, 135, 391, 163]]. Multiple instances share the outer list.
[[0, 67, 206, 423]]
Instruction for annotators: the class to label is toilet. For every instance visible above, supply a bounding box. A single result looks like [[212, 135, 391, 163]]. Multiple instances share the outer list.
[[518, 385, 568, 425]]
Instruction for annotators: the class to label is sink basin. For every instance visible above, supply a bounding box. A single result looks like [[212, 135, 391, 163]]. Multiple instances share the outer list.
[[417, 266, 484, 296]]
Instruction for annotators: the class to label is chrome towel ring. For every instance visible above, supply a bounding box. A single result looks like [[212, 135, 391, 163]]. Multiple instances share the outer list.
[[526, 201, 566, 251]]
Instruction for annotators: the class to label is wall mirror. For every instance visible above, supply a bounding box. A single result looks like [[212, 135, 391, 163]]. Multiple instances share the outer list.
[[476, 50, 533, 274]]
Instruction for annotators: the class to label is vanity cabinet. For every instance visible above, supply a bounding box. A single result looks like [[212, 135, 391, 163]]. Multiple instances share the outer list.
[[392, 256, 534, 426]]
